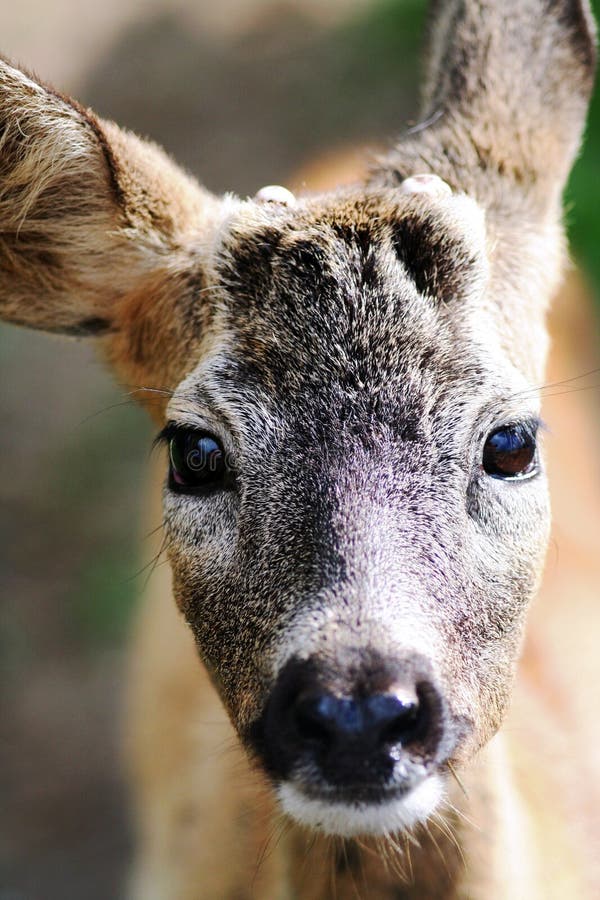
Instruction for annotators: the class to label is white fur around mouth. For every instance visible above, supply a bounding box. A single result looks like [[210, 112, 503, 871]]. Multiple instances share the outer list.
[[277, 775, 444, 837]]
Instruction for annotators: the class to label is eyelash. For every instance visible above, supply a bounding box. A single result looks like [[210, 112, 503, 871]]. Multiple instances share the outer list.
[[153, 422, 184, 450]]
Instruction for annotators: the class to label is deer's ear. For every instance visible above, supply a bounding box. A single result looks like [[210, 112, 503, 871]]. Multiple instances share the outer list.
[[0, 59, 220, 347], [374, 0, 596, 215]]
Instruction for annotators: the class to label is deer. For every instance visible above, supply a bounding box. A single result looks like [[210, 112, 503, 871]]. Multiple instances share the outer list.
[[1, 0, 599, 896]]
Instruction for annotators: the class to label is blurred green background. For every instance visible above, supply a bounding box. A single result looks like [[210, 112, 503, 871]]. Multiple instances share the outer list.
[[0, 1, 598, 897]]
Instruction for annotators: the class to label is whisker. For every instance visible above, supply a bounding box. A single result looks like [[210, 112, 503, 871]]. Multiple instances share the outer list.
[[506, 366, 600, 402], [253, 808, 294, 889], [431, 811, 466, 870], [253, 819, 281, 887], [129, 531, 174, 588], [299, 829, 319, 885], [442, 799, 480, 831], [447, 761, 469, 799], [340, 839, 362, 900], [76, 385, 173, 428], [422, 821, 451, 878], [77, 398, 140, 426], [377, 835, 394, 869], [400, 826, 421, 850], [403, 832, 414, 883], [142, 519, 167, 542], [329, 834, 338, 900], [538, 382, 600, 400], [199, 736, 244, 763], [355, 836, 383, 862], [357, 839, 368, 897], [383, 832, 409, 882], [129, 386, 175, 398], [526, 366, 600, 396], [270, 817, 293, 862]]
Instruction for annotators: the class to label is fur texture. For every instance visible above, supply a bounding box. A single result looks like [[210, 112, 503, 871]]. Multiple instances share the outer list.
[[0, 0, 598, 896]]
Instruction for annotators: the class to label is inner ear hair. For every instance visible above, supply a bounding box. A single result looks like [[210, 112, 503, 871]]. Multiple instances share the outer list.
[[0, 58, 218, 339]]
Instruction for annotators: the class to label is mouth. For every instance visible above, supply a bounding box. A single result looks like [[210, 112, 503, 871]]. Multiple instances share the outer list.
[[277, 772, 445, 837]]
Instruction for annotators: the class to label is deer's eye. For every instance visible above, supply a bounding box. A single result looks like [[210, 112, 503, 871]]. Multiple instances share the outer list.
[[482, 423, 538, 480], [167, 428, 229, 492]]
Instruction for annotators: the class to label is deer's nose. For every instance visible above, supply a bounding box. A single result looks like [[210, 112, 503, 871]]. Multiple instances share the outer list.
[[293, 689, 423, 754], [254, 653, 447, 790]]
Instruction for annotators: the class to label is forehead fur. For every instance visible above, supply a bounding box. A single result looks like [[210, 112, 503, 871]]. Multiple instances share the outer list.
[[203, 189, 489, 407], [214, 188, 487, 305]]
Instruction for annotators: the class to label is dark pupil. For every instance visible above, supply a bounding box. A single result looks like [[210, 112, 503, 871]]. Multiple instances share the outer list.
[[169, 431, 225, 489], [483, 426, 536, 478]]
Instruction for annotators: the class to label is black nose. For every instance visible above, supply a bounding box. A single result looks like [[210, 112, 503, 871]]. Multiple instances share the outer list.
[[253, 653, 446, 790], [294, 689, 423, 753]]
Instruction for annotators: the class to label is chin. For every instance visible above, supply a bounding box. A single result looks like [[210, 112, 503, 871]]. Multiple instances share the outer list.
[[277, 774, 445, 837]]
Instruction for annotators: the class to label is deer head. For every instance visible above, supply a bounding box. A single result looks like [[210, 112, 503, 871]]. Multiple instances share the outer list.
[[0, 0, 595, 837]]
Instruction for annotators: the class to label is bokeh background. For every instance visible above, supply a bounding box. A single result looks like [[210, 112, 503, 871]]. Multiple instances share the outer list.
[[0, 2, 598, 898]]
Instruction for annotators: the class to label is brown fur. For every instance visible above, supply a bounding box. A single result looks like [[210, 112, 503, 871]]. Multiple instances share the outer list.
[[1, 1, 599, 896]]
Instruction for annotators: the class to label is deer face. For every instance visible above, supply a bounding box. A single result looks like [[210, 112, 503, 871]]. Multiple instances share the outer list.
[[0, 0, 594, 842], [160, 188, 550, 834]]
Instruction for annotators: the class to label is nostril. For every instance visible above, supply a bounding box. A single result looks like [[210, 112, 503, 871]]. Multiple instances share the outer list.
[[373, 691, 429, 749], [293, 688, 432, 751], [294, 692, 341, 745]]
